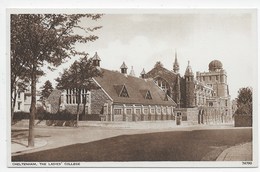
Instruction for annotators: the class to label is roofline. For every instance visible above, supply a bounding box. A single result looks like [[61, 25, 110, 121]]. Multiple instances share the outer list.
[[112, 101, 176, 107], [92, 78, 114, 102]]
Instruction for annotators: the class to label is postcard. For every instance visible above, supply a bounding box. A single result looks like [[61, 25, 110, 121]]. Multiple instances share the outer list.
[[7, 8, 258, 167]]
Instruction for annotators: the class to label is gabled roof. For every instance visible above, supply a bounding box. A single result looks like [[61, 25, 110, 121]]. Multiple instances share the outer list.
[[94, 69, 176, 106], [146, 64, 178, 88]]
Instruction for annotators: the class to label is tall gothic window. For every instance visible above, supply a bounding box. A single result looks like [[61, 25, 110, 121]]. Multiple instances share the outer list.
[[66, 88, 90, 104], [154, 77, 170, 93]]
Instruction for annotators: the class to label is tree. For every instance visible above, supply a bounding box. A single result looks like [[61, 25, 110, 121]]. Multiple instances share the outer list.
[[11, 44, 31, 122], [40, 80, 54, 106], [11, 14, 102, 147], [235, 87, 252, 116], [56, 56, 103, 127]]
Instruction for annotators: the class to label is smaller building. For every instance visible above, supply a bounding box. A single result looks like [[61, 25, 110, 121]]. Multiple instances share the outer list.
[[14, 88, 41, 112], [46, 53, 177, 122]]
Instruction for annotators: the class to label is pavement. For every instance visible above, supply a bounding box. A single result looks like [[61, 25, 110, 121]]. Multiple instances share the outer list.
[[11, 121, 253, 161], [216, 142, 252, 161], [12, 138, 47, 156]]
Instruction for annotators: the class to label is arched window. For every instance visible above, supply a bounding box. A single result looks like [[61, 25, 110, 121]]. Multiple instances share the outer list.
[[153, 77, 170, 93]]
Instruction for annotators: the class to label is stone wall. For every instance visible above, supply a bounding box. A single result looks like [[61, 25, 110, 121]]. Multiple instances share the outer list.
[[64, 88, 111, 115], [52, 88, 111, 121], [234, 115, 252, 127], [175, 107, 199, 125], [46, 90, 62, 114], [149, 114, 156, 121], [186, 108, 199, 124], [91, 89, 111, 115]]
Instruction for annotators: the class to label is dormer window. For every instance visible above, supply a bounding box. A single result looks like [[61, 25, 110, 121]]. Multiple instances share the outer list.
[[145, 90, 152, 100], [140, 90, 152, 100], [114, 84, 129, 98], [120, 85, 129, 97]]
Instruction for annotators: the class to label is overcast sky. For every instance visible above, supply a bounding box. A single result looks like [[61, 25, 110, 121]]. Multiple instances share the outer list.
[[39, 10, 257, 99]]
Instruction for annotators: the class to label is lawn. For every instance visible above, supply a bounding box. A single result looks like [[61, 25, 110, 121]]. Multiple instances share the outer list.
[[12, 128, 252, 161]]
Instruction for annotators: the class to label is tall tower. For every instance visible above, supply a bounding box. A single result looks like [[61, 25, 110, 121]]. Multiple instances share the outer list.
[[184, 61, 195, 108], [173, 51, 179, 73], [196, 60, 229, 97], [176, 73, 181, 108], [208, 60, 229, 97]]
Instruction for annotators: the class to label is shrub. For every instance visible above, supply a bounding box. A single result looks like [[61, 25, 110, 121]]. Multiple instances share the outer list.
[[36, 106, 49, 120], [80, 114, 101, 121], [54, 120, 66, 126], [13, 111, 30, 120], [44, 110, 76, 127], [41, 109, 76, 121]]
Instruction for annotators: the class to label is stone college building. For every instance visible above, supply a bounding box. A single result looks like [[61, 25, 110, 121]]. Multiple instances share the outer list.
[[46, 52, 232, 124]]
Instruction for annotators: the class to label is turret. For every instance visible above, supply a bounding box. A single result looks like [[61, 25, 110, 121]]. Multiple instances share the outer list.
[[185, 61, 194, 80], [173, 51, 179, 73], [140, 68, 146, 79], [120, 62, 128, 74], [92, 52, 101, 67], [176, 74, 181, 108], [129, 66, 135, 77], [184, 61, 195, 108]]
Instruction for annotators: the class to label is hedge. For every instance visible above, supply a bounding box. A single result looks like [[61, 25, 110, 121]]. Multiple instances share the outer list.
[[13, 108, 101, 121], [13, 109, 76, 121]]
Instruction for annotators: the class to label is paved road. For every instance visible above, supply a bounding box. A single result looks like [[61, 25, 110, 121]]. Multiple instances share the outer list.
[[12, 122, 237, 154], [11, 123, 252, 161]]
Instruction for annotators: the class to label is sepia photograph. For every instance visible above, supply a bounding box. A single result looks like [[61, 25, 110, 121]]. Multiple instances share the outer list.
[[7, 8, 257, 167]]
